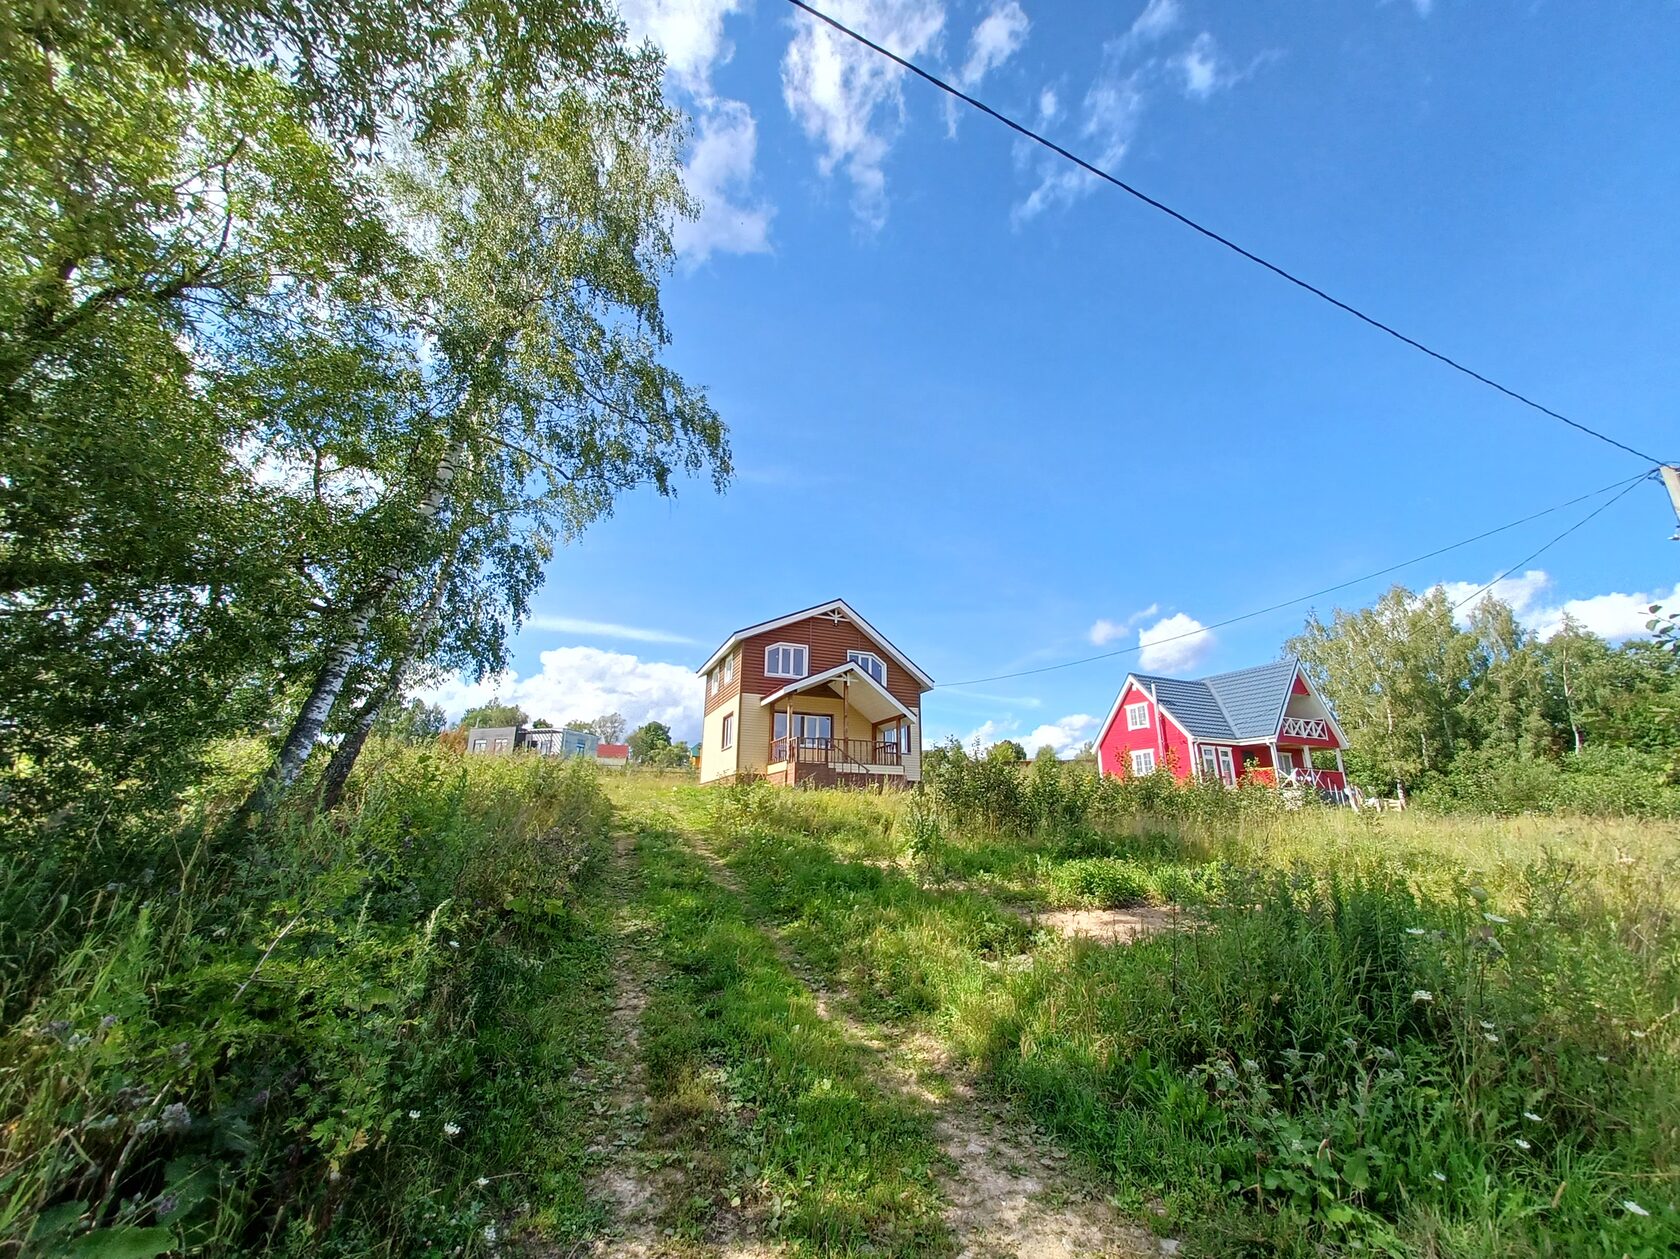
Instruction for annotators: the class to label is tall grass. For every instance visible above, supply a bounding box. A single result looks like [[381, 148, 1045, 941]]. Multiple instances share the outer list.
[[0, 744, 613, 1256], [684, 776, 1680, 1256]]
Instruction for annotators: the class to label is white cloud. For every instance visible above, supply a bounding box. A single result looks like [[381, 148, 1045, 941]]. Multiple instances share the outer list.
[[619, 1, 772, 262], [782, 0, 947, 228], [1125, 0, 1180, 48], [1434, 569, 1680, 642], [959, 1, 1029, 84], [1410, 0, 1434, 16], [944, 0, 1029, 135], [1013, 50, 1146, 223], [962, 718, 1006, 749], [672, 97, 775, 263], [1137, 611, 1214, 672], [524, 614, 698, 644], [1037, 85, 1059, 122], [1017, 713, 1099, 757], [619, 0, 745, 94], [1087, 602, 1159, 645], [1173, 31, 1235, 98], [1088, 618, 1128, 647], [414, 646, 705, 741]]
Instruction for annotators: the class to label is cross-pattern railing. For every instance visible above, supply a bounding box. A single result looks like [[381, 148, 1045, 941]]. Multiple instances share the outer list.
[[1281, 716, 1329, 740]]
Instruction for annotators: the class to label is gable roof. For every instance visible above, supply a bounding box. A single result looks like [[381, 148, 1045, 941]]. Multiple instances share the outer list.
[[595, 743, 629, 759], [698, 598, 934, 690], [758, 659, 919, 725], [1098, 659, 1325, 746]]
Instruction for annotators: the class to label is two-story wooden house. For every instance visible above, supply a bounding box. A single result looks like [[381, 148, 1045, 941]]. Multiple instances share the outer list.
[[1094, 659, 1353, 800], [697, 599, 933, 787]]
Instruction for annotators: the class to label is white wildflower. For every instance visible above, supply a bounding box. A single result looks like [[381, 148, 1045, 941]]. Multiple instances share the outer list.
[[1432, 1171, 1447, 1183], [443, 1121, 462, 1136], [1484, 1032, 1499, 1043], [476, 1176, 490, 1188], [1513, 1138, 1531, 1151], [484, 1223, 499, 1241], [1479, 1020, 1496, 1030], [449, 940, 460, 949], [1631, 1029, 1647, 1039], [408, 1110, 421, 1120], [1623, 1199, 1649, 1217], [1524, 1111, 1542, 1122], [1412, 990, 1434, 1003], [1405, 928, 1427, 936]]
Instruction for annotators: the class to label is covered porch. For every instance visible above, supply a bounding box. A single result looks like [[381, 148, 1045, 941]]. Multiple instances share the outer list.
[[761, 662, 919, 787], [1195, 738, 1349, 796]]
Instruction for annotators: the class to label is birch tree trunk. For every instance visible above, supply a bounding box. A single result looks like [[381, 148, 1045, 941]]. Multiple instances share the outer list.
[[317, 538, 459, 811], [240, 447, 462, 822]]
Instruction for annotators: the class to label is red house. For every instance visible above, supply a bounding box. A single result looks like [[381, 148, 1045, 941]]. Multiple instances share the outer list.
[[1094, 659, 1351, 799]]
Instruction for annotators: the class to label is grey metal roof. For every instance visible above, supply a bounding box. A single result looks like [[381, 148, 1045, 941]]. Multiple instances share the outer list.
[[1129, 674, 1234, 740], [1132, 659, 1300, 743]]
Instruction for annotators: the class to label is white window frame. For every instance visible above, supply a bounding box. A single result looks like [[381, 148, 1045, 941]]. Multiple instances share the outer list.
[[846, 650, 886, 686], [709, 669, 718, 697], [722, 653, 734, 685], [1199, 745, 1218, 778], [1130, 748, 1157, 775], [1216, 746, 1236, 786], [720, 712, 734, 749], [764, 642, 808, 679], [1125, 701, 1150, 730], [472, 739, 487, 752]]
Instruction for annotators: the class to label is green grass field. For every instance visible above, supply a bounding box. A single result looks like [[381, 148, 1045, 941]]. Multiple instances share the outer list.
[[6, 753, 1677, 1256]]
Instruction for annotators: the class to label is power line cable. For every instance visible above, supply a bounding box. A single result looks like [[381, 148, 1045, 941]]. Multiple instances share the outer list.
[[1450, 472, 1654, 612], [939, 469, 1655, 689], [783, 0, 1670, 468]]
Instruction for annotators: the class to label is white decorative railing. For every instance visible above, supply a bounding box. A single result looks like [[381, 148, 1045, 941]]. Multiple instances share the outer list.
[[1281, 716, 1328, 740]]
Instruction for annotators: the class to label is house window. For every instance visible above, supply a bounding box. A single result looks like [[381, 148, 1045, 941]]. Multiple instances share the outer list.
[[1216, 746, 1236, 786], [494, 738, 509, 752], [721, 713, 734, 749], [473, 739, 487, 752], [774, 712, 831, 745], [723, 653, 734, 686], [1125, 701, 1149, 730], [1130, 749, 1157, 775], [846, 650, 885, 686], [709, 670, 718, 697], [1199, 745, 1218, 778], [765, 642, 808, 678]]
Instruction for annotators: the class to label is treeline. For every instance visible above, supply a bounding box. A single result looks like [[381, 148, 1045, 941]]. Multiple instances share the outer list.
[[1290, 585, 1680, 814], [0, 0, 729, 845]]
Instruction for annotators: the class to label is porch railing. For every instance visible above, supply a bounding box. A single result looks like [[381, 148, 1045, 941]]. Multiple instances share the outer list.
[[1280, 716, 1330, 740], [770, 736, 904, 768]]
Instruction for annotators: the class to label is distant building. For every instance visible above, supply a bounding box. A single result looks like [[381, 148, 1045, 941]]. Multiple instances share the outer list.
[[595, 742, 630, 768], [465, 725, 600, 758], [696, 598, 932, 787], [1094, 659, 1353, 803]]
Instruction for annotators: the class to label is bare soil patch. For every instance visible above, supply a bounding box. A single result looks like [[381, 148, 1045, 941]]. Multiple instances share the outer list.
[[1027, 905, 1190, 945]]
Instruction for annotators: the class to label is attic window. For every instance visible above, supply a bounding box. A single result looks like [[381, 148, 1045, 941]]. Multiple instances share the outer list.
[[722, 653, 734, 685], [765, 642, 808, 679], [1125, 701, 1149, 730], [846, 650, 885, 686]]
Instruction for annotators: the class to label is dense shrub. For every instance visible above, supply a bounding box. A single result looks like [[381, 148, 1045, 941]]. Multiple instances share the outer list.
[[1421, 744, 1680, 817], [1045, 857, 1156, 908], [0, 744, 612, 1256]]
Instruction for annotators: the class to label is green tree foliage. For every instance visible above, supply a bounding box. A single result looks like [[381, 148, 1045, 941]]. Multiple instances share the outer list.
[[1291, 584, 1680, 807], [0, 0, 731, 833], [460, 700, 529, 730], [986, 739, 1027, 764], [374, 696, 447, 743], [628, 720, 672, 761]]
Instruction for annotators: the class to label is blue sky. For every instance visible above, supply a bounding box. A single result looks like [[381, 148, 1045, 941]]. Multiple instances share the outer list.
[[420, 0, 1680, 752]]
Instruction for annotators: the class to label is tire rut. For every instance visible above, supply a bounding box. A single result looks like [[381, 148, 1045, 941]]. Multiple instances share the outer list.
[[679, 829, 1168, 1259]]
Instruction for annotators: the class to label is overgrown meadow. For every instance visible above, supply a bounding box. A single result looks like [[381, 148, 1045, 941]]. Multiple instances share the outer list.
[[686, 753, 1680, 1257], [0, 748, 615, 1257]]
